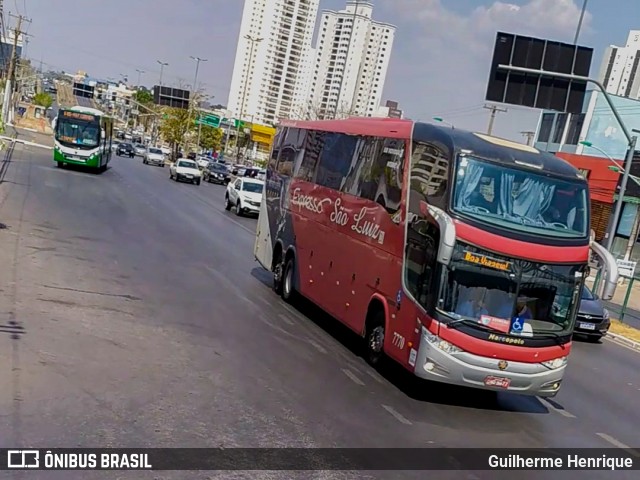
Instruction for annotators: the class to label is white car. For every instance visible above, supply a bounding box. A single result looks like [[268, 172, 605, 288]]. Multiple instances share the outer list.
[[225, 177, 264, 216], [143, 147, 166, 167], [133, 144, 146, 156], [170, 159, 202, 185], [196, 156, 212, 169]]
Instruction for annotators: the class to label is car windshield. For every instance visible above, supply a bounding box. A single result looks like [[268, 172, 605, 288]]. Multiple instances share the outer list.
[[148, 148, 162, 154], [581, 286, 595, 300], [55, 117, 100, 150], [436, 243, 583, 337], [452, 155, 588, 239], [177, 161, 197, 169], [242, 181, 263, 193], [210, 165, 226, 172]]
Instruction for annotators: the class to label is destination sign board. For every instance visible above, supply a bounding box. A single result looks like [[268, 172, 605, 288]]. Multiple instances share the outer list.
[[62, 111, 97, 122]]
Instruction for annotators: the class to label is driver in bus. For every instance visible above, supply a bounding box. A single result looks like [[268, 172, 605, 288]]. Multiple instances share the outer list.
[[456, 290, 489, 319]]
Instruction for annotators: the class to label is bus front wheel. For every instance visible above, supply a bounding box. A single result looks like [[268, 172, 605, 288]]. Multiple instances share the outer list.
[[56, 162, 63, 168], [365, 310, 385, 366]]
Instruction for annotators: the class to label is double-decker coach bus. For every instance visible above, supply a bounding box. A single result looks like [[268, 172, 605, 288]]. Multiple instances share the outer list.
[[53, 106, 114, 172], [254, 118, 618, 397]]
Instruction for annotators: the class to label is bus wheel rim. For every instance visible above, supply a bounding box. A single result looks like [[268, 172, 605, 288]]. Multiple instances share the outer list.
[[369, 326, 384, 353]]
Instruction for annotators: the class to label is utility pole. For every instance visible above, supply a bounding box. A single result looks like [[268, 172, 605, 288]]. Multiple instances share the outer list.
[[520, 131, 535, 146], [237, 35, 262, 162], [483, 104, 507, 136], [7, 14, 31, 85]]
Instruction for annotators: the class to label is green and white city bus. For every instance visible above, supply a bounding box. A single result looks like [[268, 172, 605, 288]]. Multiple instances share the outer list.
[[53, 106, 114, 171]]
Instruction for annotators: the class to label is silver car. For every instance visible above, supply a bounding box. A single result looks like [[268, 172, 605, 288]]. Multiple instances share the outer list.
[[143, 147, 166, 167], [133, 144, 146, 156]]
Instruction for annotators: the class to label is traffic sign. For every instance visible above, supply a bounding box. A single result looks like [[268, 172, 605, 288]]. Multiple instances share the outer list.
[[485, 32, 593, 114], [616, 259, 637, 278]]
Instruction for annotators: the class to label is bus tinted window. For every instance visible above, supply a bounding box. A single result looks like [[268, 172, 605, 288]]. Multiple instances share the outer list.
[[295, 130, 325, 182], [344, 137, 404, 214], [277, 128, 305, 176], [315, 133, 359, 190], [409, 141, 449, 210], [269, 128, 285, 170]]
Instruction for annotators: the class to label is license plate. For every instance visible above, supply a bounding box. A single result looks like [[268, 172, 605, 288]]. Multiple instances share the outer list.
[[580, 322, 596, 330], [484, 376, 511, 389]]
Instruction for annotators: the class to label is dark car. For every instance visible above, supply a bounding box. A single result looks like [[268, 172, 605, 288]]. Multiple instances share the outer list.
[[243, 167, 260, 178], [203, 163, 230, 185], [573, 286, 610, 342], [187, 152, 197, 160], [117, 143, 135, 158]]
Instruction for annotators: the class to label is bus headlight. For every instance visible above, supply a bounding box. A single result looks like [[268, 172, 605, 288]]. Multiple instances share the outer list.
[[423, 328, 463, 354], [541, 357, 568, 370]]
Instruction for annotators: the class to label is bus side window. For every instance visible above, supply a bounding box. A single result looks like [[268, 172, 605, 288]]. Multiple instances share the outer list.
[[269, 128, 285, 171], [295, 130, 325, 182], [277, 128, 305, 176], [314, 133, 358, 190]]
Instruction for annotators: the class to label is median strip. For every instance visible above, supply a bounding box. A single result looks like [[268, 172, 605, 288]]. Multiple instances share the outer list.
[[608, 319, 640, 346]]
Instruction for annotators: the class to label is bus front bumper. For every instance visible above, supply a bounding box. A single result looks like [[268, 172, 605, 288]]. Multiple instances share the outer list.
[[413, 327, 566, 397]]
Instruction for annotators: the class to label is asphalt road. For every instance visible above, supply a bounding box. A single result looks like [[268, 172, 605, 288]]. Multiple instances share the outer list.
[[0, 142, 638, 479]]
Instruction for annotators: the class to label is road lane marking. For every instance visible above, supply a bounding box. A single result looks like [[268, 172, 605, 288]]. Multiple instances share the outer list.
[[364, 369, 385, 384], [278, 313, 294, 326], [604, 335, 640, 353], [341, 368, 365, 386], [307, 339, 327, 354], [381, 404, 413, 425], [537, 397, 576, 418], [596, 433, 640, 457]]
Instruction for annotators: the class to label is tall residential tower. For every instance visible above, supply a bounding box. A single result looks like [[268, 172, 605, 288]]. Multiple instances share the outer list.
[[227, 0, 320, 126], [599, 30, 640, 100], [305, 1, 396, 119]]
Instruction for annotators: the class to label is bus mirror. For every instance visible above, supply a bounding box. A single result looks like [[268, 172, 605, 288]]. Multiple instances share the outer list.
[[422, 204, 456, 266], [589, 241, 618, 301]]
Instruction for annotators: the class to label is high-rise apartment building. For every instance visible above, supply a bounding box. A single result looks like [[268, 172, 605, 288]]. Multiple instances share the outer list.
[[227, 0, 320, 126], [304, 1, 396, 120], [599, 30, 640, 99]]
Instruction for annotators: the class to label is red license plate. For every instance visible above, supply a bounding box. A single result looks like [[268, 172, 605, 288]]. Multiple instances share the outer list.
[[484, 376, 511, 389]]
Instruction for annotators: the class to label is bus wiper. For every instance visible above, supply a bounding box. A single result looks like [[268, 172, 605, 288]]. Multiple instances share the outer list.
[[446, 318, 505, 334]]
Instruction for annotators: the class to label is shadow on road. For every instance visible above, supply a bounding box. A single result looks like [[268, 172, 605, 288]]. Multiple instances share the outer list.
[[57, 163, 111, 175], [250, 267, 551, 415]]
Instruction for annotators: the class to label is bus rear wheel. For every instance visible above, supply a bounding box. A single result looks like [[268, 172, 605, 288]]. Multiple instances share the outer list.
[[281, 257, 296, 303]]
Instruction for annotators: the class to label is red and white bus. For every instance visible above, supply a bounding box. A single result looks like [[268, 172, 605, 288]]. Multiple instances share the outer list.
[[254, 118, 618, 397]]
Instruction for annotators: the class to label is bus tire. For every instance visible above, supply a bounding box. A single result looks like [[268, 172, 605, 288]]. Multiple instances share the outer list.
[[56, 162, 63, 168], [281, 257, 296, 303], [365, 308, 385, 367], [272, 250, 284, 295]]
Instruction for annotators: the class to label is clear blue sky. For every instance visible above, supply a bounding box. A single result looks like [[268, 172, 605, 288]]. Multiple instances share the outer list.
[[17, 0, 640, 140]]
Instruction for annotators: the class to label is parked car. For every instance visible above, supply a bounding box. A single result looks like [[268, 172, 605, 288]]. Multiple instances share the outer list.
[[203, 162, 230, 185], [116, 142, 135, 158], [225, 177, 264, 216], [573, 285, 610, 342], [170, 159, 202, 185], [133, 143, 146, 156], [143, 147, 166, 167], [187, 152, 197, 160]]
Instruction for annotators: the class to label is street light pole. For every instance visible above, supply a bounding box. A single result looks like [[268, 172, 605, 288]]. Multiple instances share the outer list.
[[157, 60, 169, 86], [136, 69, 145, 88], [189, 56, 207, 153], [237, 35, 263, 162]]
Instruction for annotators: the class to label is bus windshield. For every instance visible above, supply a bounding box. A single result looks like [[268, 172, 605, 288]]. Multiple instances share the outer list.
[[452, 155, 588, 238], [55, 116, 100, 150], [436, 243, 583, 337]]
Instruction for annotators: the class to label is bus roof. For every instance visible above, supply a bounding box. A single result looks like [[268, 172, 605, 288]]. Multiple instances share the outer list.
[[279, 117, 413, 139], [412, 122, 584, 181], [279, 117, 583, 181], [65, 105, 107, 117]]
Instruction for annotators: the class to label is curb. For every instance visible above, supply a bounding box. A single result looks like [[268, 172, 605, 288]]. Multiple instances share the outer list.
[[606, 332, 640, 351]]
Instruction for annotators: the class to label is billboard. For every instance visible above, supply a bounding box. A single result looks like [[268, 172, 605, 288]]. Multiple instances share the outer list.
[[486, 32, 593, 114], [153, 85, 190, 109], [73, 82, 94, 99]]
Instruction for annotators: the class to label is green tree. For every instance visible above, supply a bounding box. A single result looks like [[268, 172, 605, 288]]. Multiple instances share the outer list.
[[134, 89, 153, 105], [33, 92, 53, 109], [159, 107, 193, 157], [198, 125, 224, 151]]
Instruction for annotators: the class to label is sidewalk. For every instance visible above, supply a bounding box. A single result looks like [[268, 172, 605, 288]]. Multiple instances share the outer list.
[[585, 276, 640, 330]]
